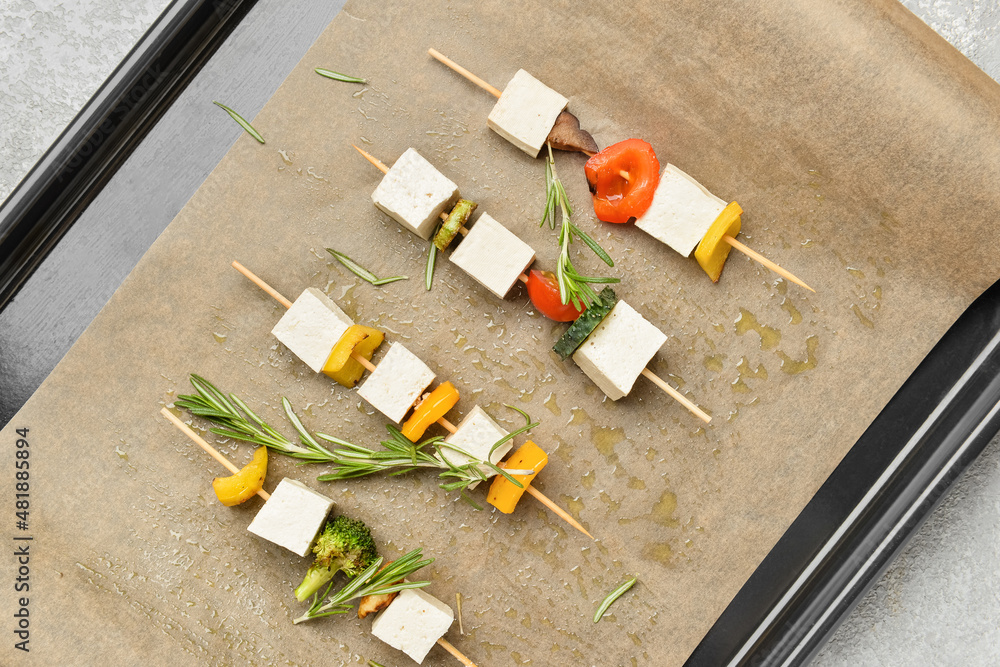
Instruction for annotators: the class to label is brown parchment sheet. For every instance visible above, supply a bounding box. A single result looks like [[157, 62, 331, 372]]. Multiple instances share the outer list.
[[5, 0, 1000, 665]]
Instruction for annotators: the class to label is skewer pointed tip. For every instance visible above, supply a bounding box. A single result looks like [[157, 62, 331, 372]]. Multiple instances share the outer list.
[[353, 144, 389, 174], [524, 486, 595, 540], [426, 47, 502, 98], [722, 234, 815, 293], [640, 368, 712, 423]]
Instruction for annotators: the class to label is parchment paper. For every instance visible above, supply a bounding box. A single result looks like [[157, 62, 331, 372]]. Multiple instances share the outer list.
[[4, 0, 1000, 665]]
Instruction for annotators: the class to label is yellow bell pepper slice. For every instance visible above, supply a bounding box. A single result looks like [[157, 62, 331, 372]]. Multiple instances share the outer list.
[[487, 441, 548, 514], [694, 201, 743, 282], [400, 381, 460, 442], [322, 325, 385, 387], [212, 446, 267, 506]]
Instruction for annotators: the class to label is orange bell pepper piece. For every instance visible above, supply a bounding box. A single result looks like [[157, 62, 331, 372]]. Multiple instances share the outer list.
[[212, 446, 267, 506], [400, 381, 460, 442], [487, 441, 547, 514]]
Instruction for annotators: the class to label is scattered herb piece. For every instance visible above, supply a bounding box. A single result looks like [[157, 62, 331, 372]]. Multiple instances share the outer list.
[[368, 662, 387, 667], [315, 67, 367, 84], [456, 592, 465, 635], [327, 248, 407, 286], [212, 101, 265, 144], [294, 549, 433, 624], [425, 237, 438, 291], [541, 143, 618, 309], [593, 576, 637, 623]]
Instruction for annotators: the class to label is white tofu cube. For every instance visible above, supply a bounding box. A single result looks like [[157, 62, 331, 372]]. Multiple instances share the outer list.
[[246, 478, 333, 557], [635, 163, 728, 257], [357, 343, 436, 423], [572, 301, 667, 401], [442, 406, 512, 489], [371, 148, 459, 240], [448, 213, 535, 298], [271, 288, 354, 373], [487, 69, 568, 157], [371, 588, 454, 664]]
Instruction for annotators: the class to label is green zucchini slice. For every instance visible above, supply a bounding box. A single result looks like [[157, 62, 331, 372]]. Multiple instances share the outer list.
[[553, 287, 618, 360], [433, 199, 478, 251]]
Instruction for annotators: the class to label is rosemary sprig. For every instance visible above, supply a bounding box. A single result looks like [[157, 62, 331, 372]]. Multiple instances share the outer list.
[[317, 405, 538, 509], [213, 101, 265, 144], [541, 143, 619, 310], [175, 375, 338, 463], [593, 576, 638, 623], [314, 68, 367, 84], [178, 376, 538, 505], [294, 549, 433, 624], [327, 248, 407, 286]]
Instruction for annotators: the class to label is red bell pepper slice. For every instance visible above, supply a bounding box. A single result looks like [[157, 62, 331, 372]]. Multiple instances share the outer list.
[[584, 139, 660, 223]]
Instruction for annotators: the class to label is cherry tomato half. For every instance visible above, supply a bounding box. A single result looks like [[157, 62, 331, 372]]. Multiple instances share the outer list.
[[584, 139, 661, 223], [526, 270, 585, 322]]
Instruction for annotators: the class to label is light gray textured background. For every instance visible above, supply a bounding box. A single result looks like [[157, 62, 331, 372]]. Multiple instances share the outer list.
[[1, 1, 998, 664]]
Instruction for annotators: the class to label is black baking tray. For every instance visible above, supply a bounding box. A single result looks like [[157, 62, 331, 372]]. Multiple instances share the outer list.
[[2, 1, 998, 664]]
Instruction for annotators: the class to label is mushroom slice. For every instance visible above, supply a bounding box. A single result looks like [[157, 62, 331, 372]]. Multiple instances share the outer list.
[[546, 110, 599, 154]]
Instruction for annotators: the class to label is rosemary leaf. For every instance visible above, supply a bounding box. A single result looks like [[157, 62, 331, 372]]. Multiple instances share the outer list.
[[372, 276, 408, 286], [326, 248, 407, 286], [593, 576, 638, 623], [315, 68, 367, 84], [425, 242, 438, 291], [326, 248, 378, 282], [460, 492, 484, 510], [571, 223, 615, 267], [213, 101, 264, 144]]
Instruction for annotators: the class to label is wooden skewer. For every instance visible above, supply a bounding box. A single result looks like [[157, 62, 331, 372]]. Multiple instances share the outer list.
[[429, 49, 814, 293], [437, 415, 458, 433], [233, 260, 293, 309], [617, 171, 814, 292], [428, 48, 502, 99], [233, 262, 590, 537], [437, 637, 479, 667], [640, 369, 711, 424], [523, 485, 594, 539], [234, 262, 399, 374], [723, 234, 814, 292], [352, 144, 462, 231], [353, 144, 390, 174], [165, 404, 475, 667], [350, 152, 706, 420], [436, 419, 595, 540], [353, 145, 524, 279], [161, 407, 271, 501]]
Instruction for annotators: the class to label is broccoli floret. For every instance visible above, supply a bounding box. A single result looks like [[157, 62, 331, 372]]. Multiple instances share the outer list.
[[294, 516, 378, 602]]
